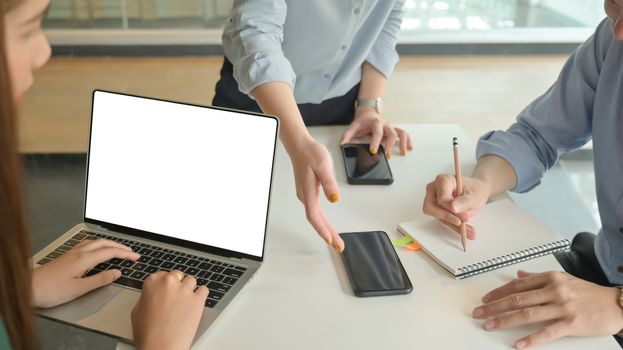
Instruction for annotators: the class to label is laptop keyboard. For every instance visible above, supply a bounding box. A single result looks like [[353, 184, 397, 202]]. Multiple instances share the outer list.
[[36, 230, 248, 308]]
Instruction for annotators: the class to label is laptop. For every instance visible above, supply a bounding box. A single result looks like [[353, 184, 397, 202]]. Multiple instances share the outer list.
[[32, 90, 279, 343]]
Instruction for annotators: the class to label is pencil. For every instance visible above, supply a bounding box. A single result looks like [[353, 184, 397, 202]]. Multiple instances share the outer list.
[[453, 137, 467, 252]]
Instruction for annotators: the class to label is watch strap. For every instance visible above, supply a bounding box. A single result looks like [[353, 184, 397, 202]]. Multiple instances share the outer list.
[[354, 98, 383, 113]]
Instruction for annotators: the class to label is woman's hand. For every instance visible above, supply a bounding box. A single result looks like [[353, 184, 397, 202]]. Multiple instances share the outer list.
[[422, 174, 490, 238], [132, 271, 209, 350], [251, 81, 344, 253], [340, 108, 412, 157], [289, 137, 344, 253], [32, 239, 140, 308], [473, 270, 623, 348]]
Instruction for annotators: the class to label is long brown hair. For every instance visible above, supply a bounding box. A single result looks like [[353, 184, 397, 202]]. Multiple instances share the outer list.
[[0, 0, 37, 348]]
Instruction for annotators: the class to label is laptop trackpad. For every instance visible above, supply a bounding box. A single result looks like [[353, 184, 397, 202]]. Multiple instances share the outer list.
[[78, 287, 138, 340], [39, 284, 122, 321], [38, 285, 138, 340]]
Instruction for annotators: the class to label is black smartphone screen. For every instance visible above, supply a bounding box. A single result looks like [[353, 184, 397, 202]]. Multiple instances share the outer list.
[[339, 231, 412, 297], [341, 144, 393, 185]]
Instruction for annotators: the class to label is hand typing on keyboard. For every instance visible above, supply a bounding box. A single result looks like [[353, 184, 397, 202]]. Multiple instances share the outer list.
[[38, 230, 247, 309], [32, 238, 140, 308], [132, 270, 209, 350]]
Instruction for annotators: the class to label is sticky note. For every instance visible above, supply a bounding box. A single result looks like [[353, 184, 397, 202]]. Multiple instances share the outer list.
[[404, 242, 421, 251], [392, 235, 421, 252], [392, 235, 413, 247]]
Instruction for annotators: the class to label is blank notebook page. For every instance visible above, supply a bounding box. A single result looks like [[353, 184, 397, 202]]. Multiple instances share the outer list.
[[398, 199, 569, 278]]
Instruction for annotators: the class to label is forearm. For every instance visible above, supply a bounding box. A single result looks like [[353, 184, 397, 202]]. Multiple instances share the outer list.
[[358, 62, 387, 100], [472, 155, 517, 197], [251, 82, 312, 152]]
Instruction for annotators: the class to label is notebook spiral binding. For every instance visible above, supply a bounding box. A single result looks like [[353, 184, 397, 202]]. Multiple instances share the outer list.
[[456, 239, 570, 279]]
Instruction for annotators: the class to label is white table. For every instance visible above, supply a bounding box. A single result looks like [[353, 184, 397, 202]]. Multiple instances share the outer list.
[[124, 124, 618, 349]]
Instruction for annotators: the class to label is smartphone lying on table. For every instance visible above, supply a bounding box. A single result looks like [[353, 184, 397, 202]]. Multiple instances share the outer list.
[[339, 231, 412, 297], [341, 143, 393, 185]]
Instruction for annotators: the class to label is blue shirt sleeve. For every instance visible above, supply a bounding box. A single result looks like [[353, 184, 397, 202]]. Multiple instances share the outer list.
[[222, 0, 296, 95], [476, 18, 612, 193], [365, 0, 405, 78]]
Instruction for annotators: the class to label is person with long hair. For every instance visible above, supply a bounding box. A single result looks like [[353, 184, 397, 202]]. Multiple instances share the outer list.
[[0, 0, 208, 348]]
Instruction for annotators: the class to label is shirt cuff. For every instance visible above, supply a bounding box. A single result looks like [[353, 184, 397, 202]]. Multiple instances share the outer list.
[[476, 130, 547, 193], [231, 51, 296, 97], [365, 43, 399, 79]]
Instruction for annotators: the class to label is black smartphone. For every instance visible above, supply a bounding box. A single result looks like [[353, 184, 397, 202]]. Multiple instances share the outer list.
[[339, 231, 412, 297], [341, 143, 393, 185]]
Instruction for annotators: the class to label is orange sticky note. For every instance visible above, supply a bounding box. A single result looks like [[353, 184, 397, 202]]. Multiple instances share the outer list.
[[404, 242, 421, 251]]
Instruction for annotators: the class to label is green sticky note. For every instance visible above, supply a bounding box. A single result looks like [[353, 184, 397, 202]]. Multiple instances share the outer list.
[[391, 235, 413, 247]]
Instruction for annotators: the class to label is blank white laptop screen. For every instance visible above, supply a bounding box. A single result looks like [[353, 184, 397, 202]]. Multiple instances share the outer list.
[[84, 91, 277, 257]]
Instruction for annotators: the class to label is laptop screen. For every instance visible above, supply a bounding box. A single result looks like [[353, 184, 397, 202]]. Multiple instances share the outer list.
[[84, 91, 278, 259]]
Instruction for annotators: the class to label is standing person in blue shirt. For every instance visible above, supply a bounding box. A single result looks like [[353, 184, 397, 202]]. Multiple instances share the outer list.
[[422, 1, 623, 348], [213, 1, 413, 253]]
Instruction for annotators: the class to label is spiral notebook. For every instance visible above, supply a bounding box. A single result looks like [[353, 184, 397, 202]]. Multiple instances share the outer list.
[[397, 199, 570, 279]]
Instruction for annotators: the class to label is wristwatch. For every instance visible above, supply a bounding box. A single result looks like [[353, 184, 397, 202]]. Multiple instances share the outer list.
[[354, 97, 383, 114]]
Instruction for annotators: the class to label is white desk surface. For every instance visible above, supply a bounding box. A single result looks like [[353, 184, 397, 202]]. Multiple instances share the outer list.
[[122, 124, 618, 350]]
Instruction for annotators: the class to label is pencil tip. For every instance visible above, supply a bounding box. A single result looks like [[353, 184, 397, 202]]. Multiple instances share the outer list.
[[453, 137, 458, 146]]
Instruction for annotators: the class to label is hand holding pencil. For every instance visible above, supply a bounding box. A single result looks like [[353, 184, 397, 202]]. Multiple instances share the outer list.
[[422, 139, 492, 246]]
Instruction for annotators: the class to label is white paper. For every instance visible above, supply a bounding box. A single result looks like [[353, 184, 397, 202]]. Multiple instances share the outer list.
[[398, 199, 568, 277]]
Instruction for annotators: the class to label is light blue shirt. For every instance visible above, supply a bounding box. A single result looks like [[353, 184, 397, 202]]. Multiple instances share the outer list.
[[477, 18, 623, 285], [222, 0, 405, 104]]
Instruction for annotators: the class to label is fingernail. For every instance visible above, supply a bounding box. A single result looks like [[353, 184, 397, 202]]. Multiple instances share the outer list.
[[329, 193, 340, 203], [324, 238, 332, 246], [111, 269, 121, 279], [333, 246, 341, 254], [386, 152, 392, 159], [472, 308, 483, 318], [370, 147, 377, 155], [484, 319, 496, 330], [515, 340, 527, 349], [400, 150, 406, 156], [482, 294, 490, 302]]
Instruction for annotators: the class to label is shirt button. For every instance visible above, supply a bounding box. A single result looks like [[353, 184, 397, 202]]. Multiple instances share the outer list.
[[619, 266, 623, 274], [323, 74, 331, 79], [353, 8, 361, 14], [619, 227, 623, 235]]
